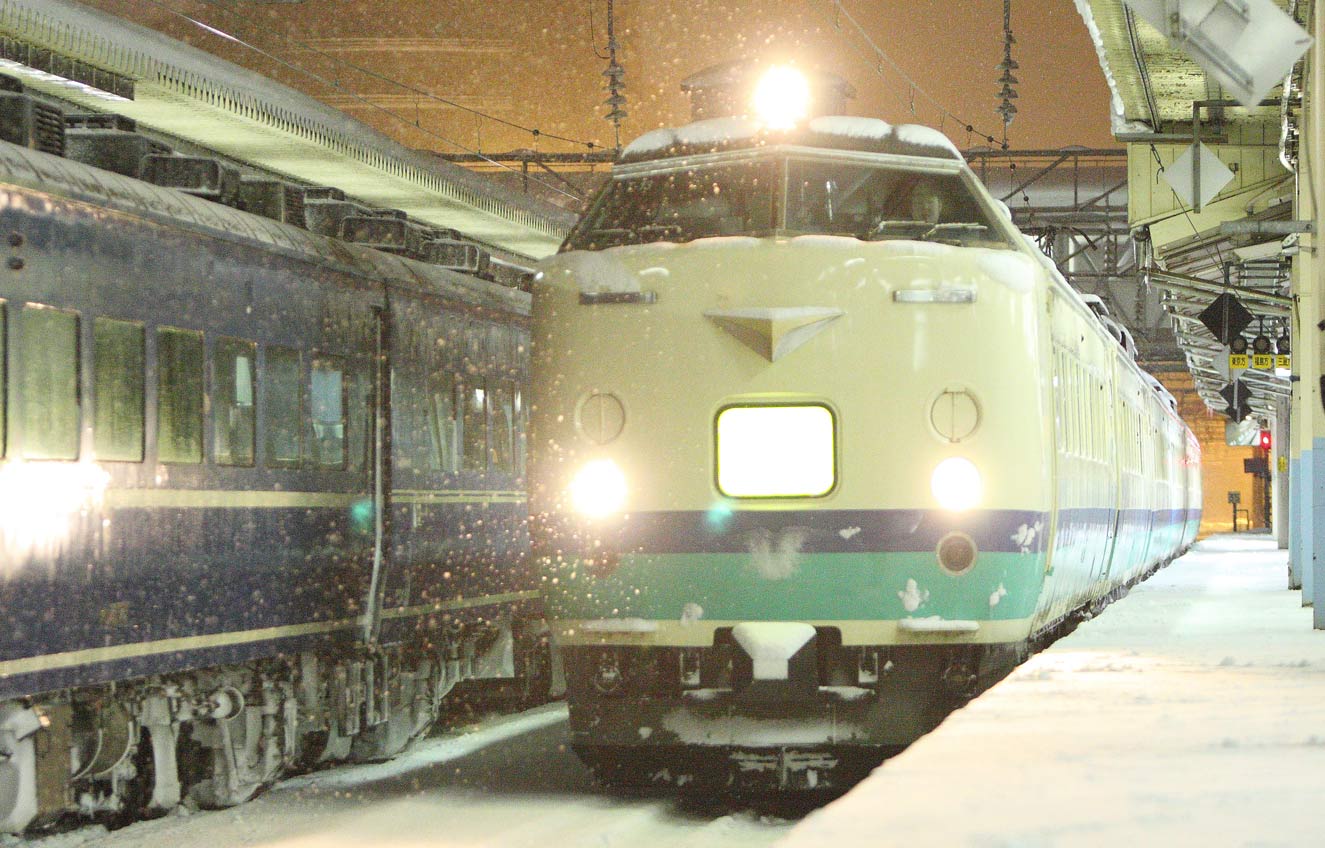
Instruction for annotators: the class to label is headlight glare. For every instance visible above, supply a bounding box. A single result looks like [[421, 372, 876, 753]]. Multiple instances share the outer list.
[[931, 457, 981, 511], [568, 459, 628, 518]]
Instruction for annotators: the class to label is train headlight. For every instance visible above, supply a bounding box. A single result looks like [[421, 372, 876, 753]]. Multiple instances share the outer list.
[[568, 459, 628, 518], [931, 457, 982, 512], [752, 65, 810, 130]]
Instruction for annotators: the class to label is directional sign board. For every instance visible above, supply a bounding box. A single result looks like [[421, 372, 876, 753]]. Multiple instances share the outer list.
[[1164, 142, 1234, 210], [1124, 0, 1313, 108], [1199, 292, 1254, 345]]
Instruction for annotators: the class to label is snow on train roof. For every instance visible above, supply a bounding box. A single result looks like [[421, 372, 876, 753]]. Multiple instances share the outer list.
[[0, 140, 527, 316], [619, 115, 963, 164]]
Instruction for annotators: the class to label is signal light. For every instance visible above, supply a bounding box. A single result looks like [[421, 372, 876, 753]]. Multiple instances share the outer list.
[[1258, 430, 1272, 451]]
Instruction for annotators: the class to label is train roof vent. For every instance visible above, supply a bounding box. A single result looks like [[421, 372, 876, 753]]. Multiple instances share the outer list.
[[423, 239, 491, 276], [302, 185, 346, 202], [303, 198, 373, 237], [65, 113, 138, 132], [238, 178, 307, 229], [65, 125, 171, 180], [140, 154, 241, 205], [0, 90, 65, 157], [339, 215, 432, 259]]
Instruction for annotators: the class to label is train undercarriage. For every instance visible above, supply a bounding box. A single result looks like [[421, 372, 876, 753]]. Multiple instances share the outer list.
[[0, 618, 550, 833]]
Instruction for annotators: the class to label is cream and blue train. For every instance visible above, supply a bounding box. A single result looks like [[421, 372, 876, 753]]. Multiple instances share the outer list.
[[529, 71, 1200, 790]]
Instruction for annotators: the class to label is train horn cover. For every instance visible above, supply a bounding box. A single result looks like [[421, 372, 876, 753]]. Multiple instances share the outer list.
[[752, 66, 811, 130]]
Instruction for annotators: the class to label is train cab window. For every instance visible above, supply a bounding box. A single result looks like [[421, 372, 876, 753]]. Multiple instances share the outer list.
[[786, 161, 1009, 247], [19, 305, 79, 460], [157, 328, 204, 464], [716, 404, 836, 498], [461, 379, 488, 472], [265, 346, 303, 467], [309, 357, 346, 469], [568, 162, 777, 248], [490, 381, 516, 473], [93, 319, 145, 462], [214, 338, 256, 466]]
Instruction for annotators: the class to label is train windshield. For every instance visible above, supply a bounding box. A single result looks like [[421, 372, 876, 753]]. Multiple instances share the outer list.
[[785, 160, 1010, 247], [568, 162, 779, 250], [565, 156, 1011, 250]]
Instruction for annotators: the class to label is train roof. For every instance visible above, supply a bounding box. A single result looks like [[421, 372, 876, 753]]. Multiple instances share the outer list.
[[0, 140, 528, 318], [618, 116, 964, 165]]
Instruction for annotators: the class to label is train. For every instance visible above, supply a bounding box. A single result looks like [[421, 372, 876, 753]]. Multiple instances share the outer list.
[[529, 65, 1202, 791], [0, 80, 545, 833]]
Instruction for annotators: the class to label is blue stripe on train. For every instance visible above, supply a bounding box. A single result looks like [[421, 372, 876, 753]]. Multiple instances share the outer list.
[[559, 506, 1200, 557]]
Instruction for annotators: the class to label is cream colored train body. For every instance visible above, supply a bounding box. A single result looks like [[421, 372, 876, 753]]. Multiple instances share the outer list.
[[530, 116, 1200, 788]]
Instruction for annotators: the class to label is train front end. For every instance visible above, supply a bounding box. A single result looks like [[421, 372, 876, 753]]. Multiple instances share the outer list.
[[530, 111, 1054, 788]]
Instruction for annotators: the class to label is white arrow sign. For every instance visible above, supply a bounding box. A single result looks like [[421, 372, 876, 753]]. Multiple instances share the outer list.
[[1125, 0, 1312, 109], [1163, 141, 1234, 210]]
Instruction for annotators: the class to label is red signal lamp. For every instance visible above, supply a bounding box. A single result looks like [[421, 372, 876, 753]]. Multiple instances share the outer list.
[[1258, 429, 1272, 451]]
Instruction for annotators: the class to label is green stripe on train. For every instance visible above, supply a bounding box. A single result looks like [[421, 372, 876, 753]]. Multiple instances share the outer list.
[[542, 551, 1045, 622]]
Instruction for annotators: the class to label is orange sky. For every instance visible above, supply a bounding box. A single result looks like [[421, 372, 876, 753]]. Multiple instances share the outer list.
[[86, 0, 1118, 154]]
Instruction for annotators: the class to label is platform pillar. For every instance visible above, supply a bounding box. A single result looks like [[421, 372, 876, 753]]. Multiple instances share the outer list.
[[1274, 400, 1289, 551]]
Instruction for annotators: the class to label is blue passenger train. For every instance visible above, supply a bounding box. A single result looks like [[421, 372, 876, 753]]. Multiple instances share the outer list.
[[0, 83, 540, 832]]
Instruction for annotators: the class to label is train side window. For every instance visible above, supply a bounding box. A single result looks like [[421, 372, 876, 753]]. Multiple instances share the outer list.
[[157, 327, 204, 464], [214, 338, 256, 466], [429, 371, 459, 472], [0, 303, 6, 457], [309, 356, 346, 469], [93, 318, 145, 462], [345, 362, 371, 473], [266, 346, 303, 467], [391, 367, 439, 473], [490, 381, 515, 473], [19, 305, 79, 460], [461, 379, 488, 472], [514, 384, 527, 478]]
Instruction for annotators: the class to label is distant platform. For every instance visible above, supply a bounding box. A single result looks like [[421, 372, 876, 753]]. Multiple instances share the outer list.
[[786, 534, 1325, 846]]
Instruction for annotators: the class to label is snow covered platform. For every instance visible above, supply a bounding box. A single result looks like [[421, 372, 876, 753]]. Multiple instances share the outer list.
[[784, 534, 1325, 846]]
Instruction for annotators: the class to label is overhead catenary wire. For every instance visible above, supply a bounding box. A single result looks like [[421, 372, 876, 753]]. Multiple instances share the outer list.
[[188, 0, 603, 151], [819, 0, 1011, 150], [125, 0, 587, 202]]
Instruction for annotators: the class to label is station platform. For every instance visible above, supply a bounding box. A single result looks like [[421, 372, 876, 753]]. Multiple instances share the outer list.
[[783, 534, 1325, 847]]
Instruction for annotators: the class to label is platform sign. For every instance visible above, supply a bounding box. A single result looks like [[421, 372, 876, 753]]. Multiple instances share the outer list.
[[1277, 355, 1291, 370], [1227, 490, 1241, 505], [1229, 354, 1250, 370], [1279, 456, 1289, 473], [1252, 354, 1274, 370]]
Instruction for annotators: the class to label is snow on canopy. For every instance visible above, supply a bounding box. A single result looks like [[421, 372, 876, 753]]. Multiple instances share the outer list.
[[618, 115, 964, 164]]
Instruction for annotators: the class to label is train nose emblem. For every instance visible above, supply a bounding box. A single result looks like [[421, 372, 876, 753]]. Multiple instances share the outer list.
[[704, 306, 843, 361]]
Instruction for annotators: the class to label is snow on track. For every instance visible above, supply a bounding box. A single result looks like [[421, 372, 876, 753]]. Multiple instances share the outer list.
[[782, 534, 1325, 847], [22, 704, 793, 848]]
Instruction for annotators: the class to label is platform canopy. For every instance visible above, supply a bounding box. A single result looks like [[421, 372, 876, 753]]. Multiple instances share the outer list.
[[1075, 0, 1300, 418], [0, 0, 575, 261]]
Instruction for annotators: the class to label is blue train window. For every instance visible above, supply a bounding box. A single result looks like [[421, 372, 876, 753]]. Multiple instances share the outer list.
[[310, 356, 345, 469], [214, 338, 256, 466], [20, 305, 79, 460], [265, 346, 303, 467], [461, 380, 487, 472], [93, 318, 145, 462], [157, 327, 204, 464], [489, 381, 515, 473]]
